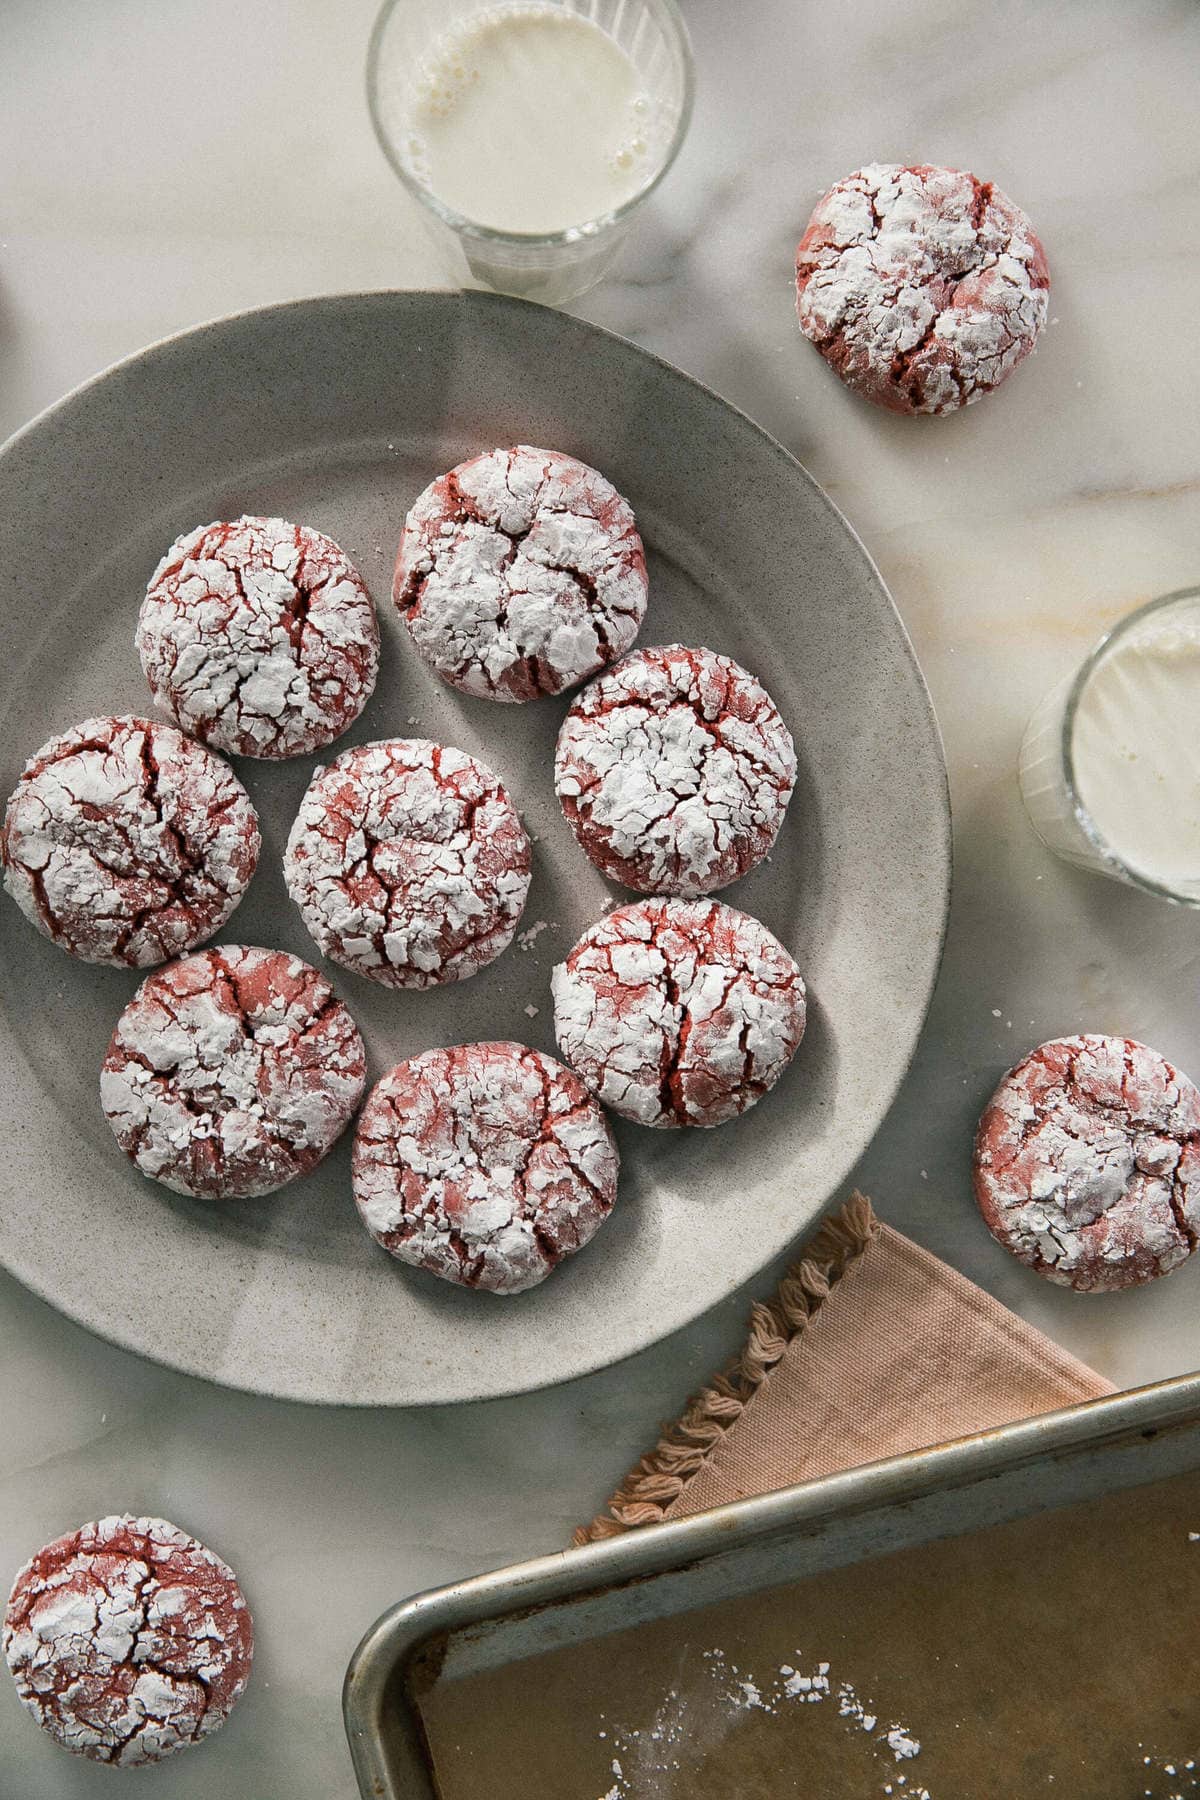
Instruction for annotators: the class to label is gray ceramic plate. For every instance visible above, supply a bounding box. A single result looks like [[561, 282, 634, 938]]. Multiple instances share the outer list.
[[0, 292, 949, 1405]]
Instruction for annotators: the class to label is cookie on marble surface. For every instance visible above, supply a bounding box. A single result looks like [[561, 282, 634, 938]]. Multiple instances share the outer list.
[[973, 1033, 1200, 1291], [795, 162, 1049, 415], [1, 715, 258, 966], [353, 1041, 618, 1294], [554, 896, 806, 1128], [137, 514, 379, 758], [393, 444, 648, 701], [3, 1514, 252, 1766], [555, 644, 796, 896]]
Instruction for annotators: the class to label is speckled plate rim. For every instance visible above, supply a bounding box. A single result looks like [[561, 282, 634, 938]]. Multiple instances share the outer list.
[[0, 290, 951, 1405]]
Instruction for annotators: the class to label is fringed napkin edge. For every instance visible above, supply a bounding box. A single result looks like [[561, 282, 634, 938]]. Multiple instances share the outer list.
[[573, 1192, 880, 1546]]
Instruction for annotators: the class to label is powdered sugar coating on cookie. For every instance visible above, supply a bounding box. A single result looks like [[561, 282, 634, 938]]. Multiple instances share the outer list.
[[393, 444, 648, 702], [1, 716, 259, 966], [553, 898, 806, 1128], [555, 644, 797, 896], [136, 515, 379, 758], [284, 738, 531, 988], [3, 1514, 252, 1766], [101, 945, 366, 1198], [352, 1041, 618, 1293], [973, 1034, 1200, 1292], [795, 163, 1049, 414]]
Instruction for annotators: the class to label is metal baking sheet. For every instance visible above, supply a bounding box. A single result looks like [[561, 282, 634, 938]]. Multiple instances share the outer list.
[[344, 1375, 1200, 1797]]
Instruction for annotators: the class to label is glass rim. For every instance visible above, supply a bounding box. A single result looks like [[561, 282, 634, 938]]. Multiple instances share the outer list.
[[1060, 582, 1200, 906], [365, 0, 696, 246]]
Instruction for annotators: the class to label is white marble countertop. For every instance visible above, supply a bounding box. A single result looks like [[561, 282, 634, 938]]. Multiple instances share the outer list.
[[2, 0, 1199, 1792]]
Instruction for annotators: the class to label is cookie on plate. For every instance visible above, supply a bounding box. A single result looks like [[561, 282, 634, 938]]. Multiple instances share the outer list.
[[1, 715, 258, 966], [136, 515, 379, 758], [555, 644, 796, 896], [101, 945, 366, 1199], [553, 897, 806, 1128], [394, 444, 648, 701], [284, 738, 531, 989], [353, 1041, 618, 1293]]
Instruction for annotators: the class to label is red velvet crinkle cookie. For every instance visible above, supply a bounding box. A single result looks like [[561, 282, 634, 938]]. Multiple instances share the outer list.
[[553, 897, 806, 1128], [136, 515, 379, 758], [352, 1041, 619, 1294], [795, 163, 1049, 415], [555, 644, 797, 896], [1, 716, 258, 966], [973, 1034, 1200, 1292], [101, 945, 366, 1199], [284, 738, 531, 988], [393, 444, 648, 702], [3, 1514, 252, 1766]]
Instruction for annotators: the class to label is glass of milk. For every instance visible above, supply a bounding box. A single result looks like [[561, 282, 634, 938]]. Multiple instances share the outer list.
[[367, 0, 693, 305], [1019, 586, 1200, 905]]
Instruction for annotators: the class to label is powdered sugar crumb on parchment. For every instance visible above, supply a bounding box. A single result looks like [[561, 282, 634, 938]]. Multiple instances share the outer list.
[[888, 1727, 922, 1760], [1135, 1750, 1200, 1798], [594, 1648, 929, 1797]]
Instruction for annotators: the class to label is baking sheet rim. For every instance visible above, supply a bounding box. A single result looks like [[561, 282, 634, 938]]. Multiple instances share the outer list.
[[343, 1371, 1200, 1797]]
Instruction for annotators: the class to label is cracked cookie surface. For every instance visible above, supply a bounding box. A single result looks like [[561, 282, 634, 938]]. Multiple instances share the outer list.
[[555, 644, 796, 896], [795, 163, 1049, 414], [553, 898, 806, 1128], [3, 1514, 252, 1766], [1, 715, 259, 966], [136, 515, 379, 758], [101, 945, 366, 1198], [393, 444, 648, 702], [973, 1034, 1200, 1291], [284, 738, 531, 988], [352, 1041, 619, 1293]]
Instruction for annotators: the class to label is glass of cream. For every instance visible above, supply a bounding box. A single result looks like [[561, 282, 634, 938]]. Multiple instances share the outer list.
[[367, 0, 694, 306], [1019, 586, 1200, 905]]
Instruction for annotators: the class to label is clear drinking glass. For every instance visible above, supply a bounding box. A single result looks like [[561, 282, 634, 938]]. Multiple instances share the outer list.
[[1018, 586, 1200, 905], [366, 0, 694, 306]]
